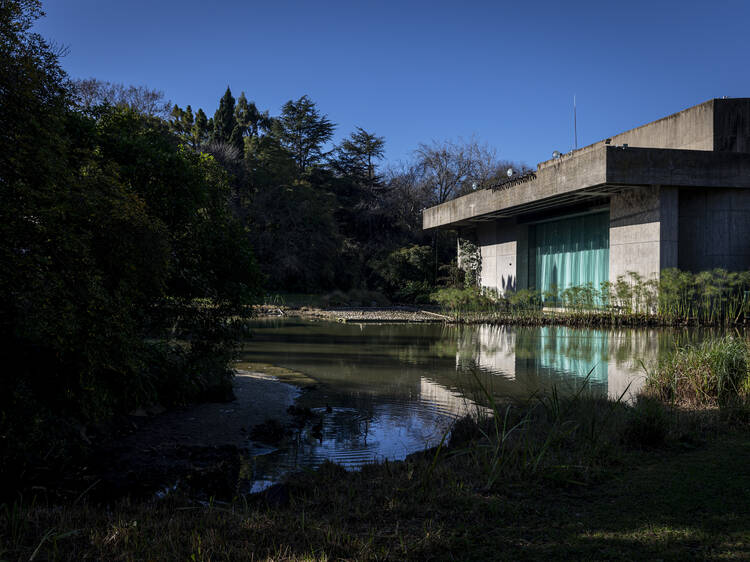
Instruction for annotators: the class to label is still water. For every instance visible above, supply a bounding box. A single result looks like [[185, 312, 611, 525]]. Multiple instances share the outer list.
[[237, 319, 716, 491]]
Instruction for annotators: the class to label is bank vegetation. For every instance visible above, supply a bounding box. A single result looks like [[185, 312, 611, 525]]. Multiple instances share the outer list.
[[431, 267, 750, 327]]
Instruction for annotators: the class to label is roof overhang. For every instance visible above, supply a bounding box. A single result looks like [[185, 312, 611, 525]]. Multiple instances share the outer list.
[[422, 146, 750, 230]]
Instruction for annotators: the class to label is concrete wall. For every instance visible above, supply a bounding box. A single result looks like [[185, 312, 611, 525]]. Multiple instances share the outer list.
[[605, 147, 750, 188], [678, 188, 750, 271], [714, 98, 750, 152], [609, 99, 715, 151], [608, 186, 678, 283], [475, 219, 528, 293]]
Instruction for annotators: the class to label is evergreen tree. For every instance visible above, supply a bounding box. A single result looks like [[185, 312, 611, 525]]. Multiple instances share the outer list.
[[192, 108, 210, 148], [334, 127, 385, 188], [212, 86, 237, 144], [169, 103, 195, 145], [183, 104, 194, 138], [231, 92, 250, 153], [273, 95, 335, 172]]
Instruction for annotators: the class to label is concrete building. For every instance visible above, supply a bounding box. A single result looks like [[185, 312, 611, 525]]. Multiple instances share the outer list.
[[422, 99, 750, 297]]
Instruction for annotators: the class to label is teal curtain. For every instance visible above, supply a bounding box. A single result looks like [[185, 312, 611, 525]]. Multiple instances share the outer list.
[[530, 211, 609, 303]]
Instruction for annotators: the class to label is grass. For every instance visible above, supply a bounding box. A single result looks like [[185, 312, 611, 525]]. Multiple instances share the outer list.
[[645, 335, 750, 409], [1, 425, 748, 560]]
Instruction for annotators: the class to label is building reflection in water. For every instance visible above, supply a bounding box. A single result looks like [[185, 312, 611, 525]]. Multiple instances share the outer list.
[[419, 376, 478, 418], [455, 325, 661, 401]]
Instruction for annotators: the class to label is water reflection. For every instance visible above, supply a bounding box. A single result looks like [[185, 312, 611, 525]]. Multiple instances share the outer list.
[[240, 320, 728, 491]]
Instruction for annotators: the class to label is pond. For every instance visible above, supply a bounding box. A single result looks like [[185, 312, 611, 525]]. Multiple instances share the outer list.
[[237, 319, 720, 491]]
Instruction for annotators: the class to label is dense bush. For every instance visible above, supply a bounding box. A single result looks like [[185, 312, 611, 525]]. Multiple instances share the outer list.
[[377, 245, 435, 303], [430, 287, 501, 312]]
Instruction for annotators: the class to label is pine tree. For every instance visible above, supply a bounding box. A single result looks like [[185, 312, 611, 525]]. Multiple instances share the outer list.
[[192, 108, 209, 148], [169, 104, 185, 137], [212, 86, 237, 144]]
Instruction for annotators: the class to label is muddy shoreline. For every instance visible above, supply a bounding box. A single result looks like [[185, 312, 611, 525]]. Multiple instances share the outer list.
[[75, 371, 301, 501]]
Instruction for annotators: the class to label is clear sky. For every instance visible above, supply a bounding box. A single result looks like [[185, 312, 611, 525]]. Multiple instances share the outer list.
[[34, 0, 750, 169]]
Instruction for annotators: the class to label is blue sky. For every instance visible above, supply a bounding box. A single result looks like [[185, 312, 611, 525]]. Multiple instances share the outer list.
[[35, 0, 750, 168]]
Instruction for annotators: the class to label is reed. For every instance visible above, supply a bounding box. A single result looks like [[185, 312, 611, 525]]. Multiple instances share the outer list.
[[644, 335, 750, 409]]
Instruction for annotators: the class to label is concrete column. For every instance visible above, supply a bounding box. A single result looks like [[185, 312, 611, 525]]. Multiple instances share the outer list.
[[476, 219, 523, 294], [659, 187, 679, 270]]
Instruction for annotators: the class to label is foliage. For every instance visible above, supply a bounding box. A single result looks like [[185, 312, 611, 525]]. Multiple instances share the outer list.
[[645, 336, 750, 408], [622, 395, 669, 449], [331, 127, 385, 187], [212, 86, 238, 147], [73, 78, 171, 117], [413, 137, 527, 204], [430, 287, 500, 312], [431, 268, 750, 327], [248, 180, 341, 290], [272, 95, 335, 172], [0, 1, 262, 485], [376, 245, 433, 301], [458, 237, 481, 288]]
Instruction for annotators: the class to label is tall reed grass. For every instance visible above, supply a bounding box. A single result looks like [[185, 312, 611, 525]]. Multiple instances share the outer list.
[[431, 268, 750, 327], [447, 366, 675, 489], [645, 336, 750, 409]]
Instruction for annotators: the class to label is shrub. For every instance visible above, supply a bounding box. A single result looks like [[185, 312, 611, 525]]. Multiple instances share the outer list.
[[430, 287, 500, 313]]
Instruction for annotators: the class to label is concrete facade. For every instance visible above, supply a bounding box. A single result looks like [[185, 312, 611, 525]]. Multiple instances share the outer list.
[[423, 99, 750, 293]]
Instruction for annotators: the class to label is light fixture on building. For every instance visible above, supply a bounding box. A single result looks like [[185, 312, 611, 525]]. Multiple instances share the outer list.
[[471, 180, 478, 190], [552, 150, 561, 159], [506, 167, 515, 178]]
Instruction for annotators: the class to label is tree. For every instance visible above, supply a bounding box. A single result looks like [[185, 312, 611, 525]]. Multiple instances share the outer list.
[[332, 127, 385, 188], [273, 95, 335, 172], [192, 108, 210, 148], [413, 137, 522, 204], [233, 92, 272, 153], [169, 103, 195, 146], [0, 1, 262, 484], [72, 78, 171, 117], [248, 179, 341, 290], [212, 86, 237, 145]]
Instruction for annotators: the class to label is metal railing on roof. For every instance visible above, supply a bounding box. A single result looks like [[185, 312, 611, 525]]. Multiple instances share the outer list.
[[489, 171, 537, 192]]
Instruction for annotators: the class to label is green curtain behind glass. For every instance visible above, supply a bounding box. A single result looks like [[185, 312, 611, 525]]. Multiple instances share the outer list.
[[531, 211, 609, 302]]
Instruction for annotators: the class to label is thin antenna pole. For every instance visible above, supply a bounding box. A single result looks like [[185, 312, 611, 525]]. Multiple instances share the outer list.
[[574, 94, 578, 150]]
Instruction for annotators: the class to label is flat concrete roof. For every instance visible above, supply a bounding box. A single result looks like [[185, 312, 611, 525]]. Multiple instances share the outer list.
[[423, 98, 750, 230]]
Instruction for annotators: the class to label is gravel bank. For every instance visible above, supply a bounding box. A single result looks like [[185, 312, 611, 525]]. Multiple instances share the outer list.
[[255, 305, 449, 323]]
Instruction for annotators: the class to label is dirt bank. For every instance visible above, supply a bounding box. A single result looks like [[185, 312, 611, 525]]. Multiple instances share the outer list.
[[82, 371, 300, 500]]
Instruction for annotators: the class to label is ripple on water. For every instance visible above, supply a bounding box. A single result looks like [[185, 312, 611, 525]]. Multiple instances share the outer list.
[[247, 391, 472, 490]]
